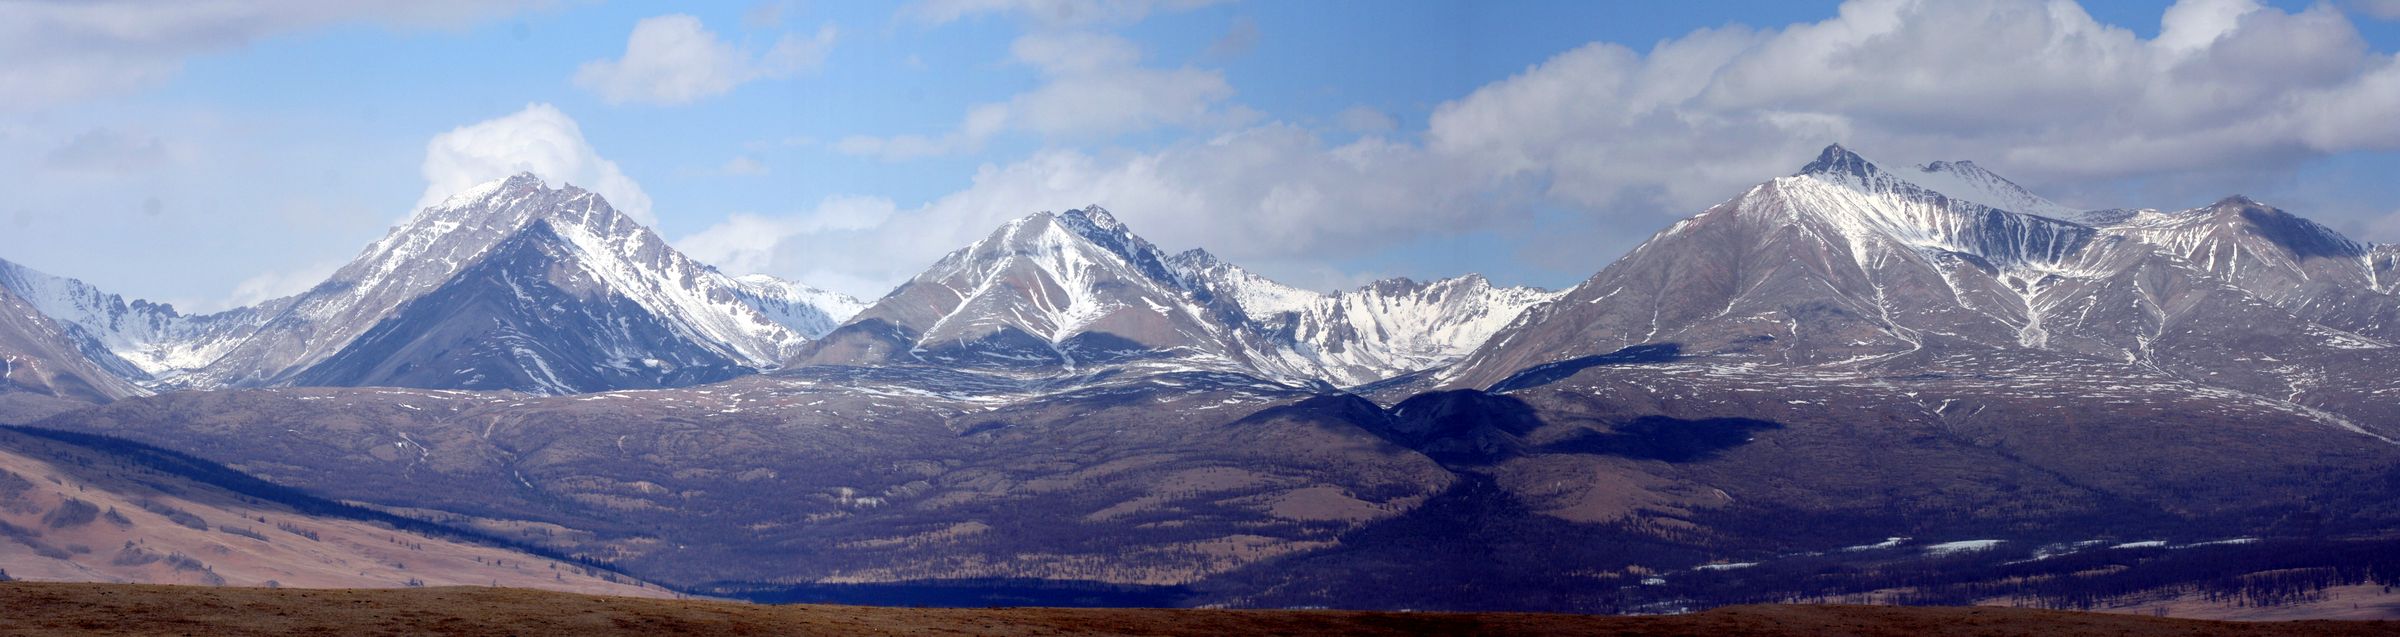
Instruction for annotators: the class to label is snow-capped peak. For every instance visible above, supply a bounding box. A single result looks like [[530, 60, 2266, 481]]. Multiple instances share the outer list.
[[429, 171, 539, 211], [179, 175, 817, 390], [1907, 159, 2083, 220], [1795, 144, 2083, 221], [1772, 145, 2094, 274]]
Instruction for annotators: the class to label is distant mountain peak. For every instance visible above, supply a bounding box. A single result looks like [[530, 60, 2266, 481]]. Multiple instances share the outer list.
[[1168, 247, 1223, 269], [1797, 143, 1880, 180], [2208, 194, 2264, 209], [1062, 205, 1124, 232]]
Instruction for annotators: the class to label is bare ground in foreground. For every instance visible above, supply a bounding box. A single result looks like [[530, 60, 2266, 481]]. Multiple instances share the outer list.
[[4, 582, 2400, 636]]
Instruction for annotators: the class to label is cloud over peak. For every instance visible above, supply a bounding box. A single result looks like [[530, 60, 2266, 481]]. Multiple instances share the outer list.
[[417, 103, 653, 223]]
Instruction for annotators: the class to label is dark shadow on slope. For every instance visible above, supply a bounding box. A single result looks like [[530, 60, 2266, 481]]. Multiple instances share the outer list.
[[2240, 207, 2366, 261], [1349, 385, 1778, 467], [1187, 473, 1703, 613], [1366, 390, 1548, 465], [1541, 416, 1783, 463], [1487, 343, 1682, 394], [1233, 393, 1390, 431], [1057, 331, 1163, 366]]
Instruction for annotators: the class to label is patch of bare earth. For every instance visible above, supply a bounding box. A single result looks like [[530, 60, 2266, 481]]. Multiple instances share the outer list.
[[5, 583, 2400, 637]]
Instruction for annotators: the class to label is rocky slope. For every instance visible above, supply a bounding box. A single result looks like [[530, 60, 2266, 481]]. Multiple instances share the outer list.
[[0, 260, 272, 383], [0, 281, 144, 422]]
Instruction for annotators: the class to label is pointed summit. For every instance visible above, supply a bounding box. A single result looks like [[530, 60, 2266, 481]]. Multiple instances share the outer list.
[[2210, 194, 2264, 209], [1797, 143, 1880, 180], [288, 219, 761, 394], [1062, 205, 1124, 232], [797, 206, 1242, 374]]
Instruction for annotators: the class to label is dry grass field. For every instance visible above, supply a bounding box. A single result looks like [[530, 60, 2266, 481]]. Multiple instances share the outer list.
[[3, 582, 2399, 637]]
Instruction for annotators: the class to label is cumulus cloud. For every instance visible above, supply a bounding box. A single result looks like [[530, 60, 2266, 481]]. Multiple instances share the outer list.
[[0, 1, 547, 109], [837, 31, 1245, 160], [417, 103, 655, 223], [575, 14, 836, 106]]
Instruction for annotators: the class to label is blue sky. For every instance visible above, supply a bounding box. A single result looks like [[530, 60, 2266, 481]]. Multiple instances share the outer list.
[[4, 0, 2400, 310]]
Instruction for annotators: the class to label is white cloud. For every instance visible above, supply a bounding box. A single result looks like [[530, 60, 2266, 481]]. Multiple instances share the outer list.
[[211, 259, 342, 313], [837, 32, 1245, 160], [675, 195, 897, 285], [1425, 0, 2400, 211], [0, 1, 548, 109], [903, 0, 1223, 27], [418, 103, 655, 223], [574, 14, 836, 106]]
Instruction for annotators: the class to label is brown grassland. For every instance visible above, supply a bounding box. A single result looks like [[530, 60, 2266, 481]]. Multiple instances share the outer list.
[[4, 582, 2400, 636]]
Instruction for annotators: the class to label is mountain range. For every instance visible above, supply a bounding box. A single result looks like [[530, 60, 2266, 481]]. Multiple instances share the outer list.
[[5, 146, 2400, 613], [0, 173, 1550, 403]]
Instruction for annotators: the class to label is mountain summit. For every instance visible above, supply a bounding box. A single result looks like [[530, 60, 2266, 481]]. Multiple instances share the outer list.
[[797, 206, 1553, 386], [797, 206, 1249, 375]]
